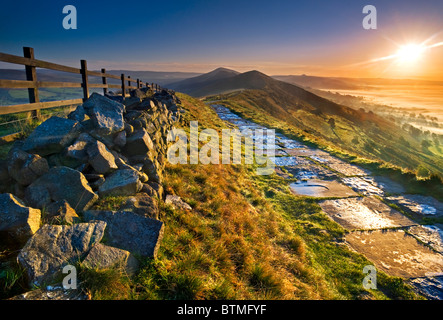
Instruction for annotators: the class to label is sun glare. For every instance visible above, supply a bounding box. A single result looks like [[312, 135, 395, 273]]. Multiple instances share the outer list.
[[395, 44, 426, 63]]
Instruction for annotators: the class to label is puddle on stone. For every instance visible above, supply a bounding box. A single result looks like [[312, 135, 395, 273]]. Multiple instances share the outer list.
[[346, 229, 443, 278], [319, 196, 415, 230], [387, 195, 443, 216], [290, 179, 357, 197], [270, 156, 312, 166]]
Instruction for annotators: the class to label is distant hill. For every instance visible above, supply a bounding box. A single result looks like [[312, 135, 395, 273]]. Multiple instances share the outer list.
[[168, 68, 371, 123], [166, 67, 240, 96]]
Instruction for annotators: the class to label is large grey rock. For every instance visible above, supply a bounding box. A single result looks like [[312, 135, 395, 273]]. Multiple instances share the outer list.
[[98, 168, 142, 197], [25, 166, 98, 212], [7, 149, 49, 186], [18, 221, 106, 287], [123, 129, 154, 157], [82, 93, 125, 135], [86, 140, 118, 174], [0, 193, 41, 244], [22, 117, 81, 156], [84, 210, 163, 258], [82, 243, 139, 275]]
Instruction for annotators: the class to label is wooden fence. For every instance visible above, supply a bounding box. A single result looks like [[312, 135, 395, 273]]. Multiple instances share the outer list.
[[0, 47, 164, 117], [0, 47, 164, 143]]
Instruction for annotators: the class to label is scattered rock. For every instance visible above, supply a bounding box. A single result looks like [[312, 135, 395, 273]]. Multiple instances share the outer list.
[[83, 210, 164, 258], [165, 194, 192, 211], [18, 221, 106, 287], [0, 193, 41, 244]]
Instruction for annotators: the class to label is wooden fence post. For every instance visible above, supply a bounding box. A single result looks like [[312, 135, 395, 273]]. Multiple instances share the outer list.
[[137, 78, 140, 89], [80, 60, 89, 101], [121, 74, 126, 97], [101, 68, 108, 95], [23, 47, 41, 121]]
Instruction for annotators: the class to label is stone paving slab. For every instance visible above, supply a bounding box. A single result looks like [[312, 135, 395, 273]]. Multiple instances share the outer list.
[[341, 177, 385, 196], [345, 229, 443, 278], [406, 225, 443, 254], [319, 196, 416, 230], [387, 195, 443, 217], [408, 276, 443, 300], [280, 164, 338, 180]]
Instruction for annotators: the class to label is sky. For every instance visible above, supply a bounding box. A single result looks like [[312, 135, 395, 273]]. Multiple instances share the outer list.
[[1, 0, 443, 79]]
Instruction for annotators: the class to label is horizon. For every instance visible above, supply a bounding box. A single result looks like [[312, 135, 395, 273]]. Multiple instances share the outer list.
[[1, 0, 443, 80]]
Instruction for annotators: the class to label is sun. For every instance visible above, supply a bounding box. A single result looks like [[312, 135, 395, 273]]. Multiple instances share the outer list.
[[395, 43, 426, 63]]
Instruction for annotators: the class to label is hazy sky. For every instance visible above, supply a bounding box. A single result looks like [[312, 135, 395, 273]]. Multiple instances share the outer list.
[[1, 0, 443, 79]]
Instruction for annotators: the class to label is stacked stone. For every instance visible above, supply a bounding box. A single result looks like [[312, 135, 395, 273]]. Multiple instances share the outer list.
[[0, 87, 184, 296]]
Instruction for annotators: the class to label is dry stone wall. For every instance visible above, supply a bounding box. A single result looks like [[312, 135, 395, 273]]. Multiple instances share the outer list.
[[0, 87, 184, 294]]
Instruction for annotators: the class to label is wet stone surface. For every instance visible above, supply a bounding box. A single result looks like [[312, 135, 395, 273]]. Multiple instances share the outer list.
[[387, 195, 443, 217], [346, 229, 443, 278], [290, 179, 358, 198], [319, 197, 415, 230], [406, 225, 443, 254], [211, 103, 443, 298]]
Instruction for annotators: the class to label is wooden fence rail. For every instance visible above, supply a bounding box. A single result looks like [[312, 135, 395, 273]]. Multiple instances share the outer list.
[[0, 47, 163, 119]]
